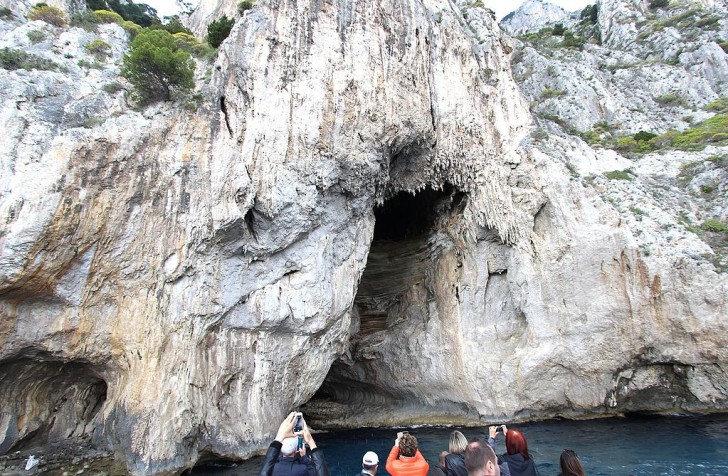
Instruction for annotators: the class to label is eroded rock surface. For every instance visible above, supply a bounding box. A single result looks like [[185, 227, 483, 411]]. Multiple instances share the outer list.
[[0, 0, 727, 474]]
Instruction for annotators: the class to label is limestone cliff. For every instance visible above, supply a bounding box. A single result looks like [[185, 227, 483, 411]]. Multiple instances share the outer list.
[[0, 0, 726, 474]]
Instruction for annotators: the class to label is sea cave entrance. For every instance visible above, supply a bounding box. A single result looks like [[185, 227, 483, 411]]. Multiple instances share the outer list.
[[304, 184, 466, 426]]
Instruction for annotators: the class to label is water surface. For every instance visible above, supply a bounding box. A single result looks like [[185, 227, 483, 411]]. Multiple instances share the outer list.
[[191, 414, 728, 475]]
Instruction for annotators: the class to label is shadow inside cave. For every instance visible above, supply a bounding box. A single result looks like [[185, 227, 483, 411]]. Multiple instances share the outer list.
[[0, 353, 107, 455], [303, 184, 466, 427]]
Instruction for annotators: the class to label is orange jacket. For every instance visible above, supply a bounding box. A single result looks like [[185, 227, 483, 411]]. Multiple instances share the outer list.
[[385, 446, 429, 476]]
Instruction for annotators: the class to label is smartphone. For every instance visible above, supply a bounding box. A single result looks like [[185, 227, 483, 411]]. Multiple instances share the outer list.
[[293, 413, 303, 434]]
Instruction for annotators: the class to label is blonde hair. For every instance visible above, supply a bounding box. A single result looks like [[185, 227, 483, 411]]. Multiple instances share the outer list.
[[449, 430, 468, 454]]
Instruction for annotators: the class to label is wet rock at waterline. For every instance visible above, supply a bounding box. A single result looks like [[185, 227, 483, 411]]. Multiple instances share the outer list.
[[1, 0, 728, 474]]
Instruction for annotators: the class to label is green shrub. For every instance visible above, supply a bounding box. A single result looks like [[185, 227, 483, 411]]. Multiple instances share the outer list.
[[182, 92, 204, 110], [85, 38, 111, 56], [28, 5, 67, 27], [655, 93, 686, 107], [648, 129, 680, 149], [85, 0, 106, 10], [718, 41, 728, 54], [27, 30, 47, 44], [0, 47, 58, 70], [579, 130, 602, 145], [552, 23, 565, 36], [670, 114, 728, 149], [0, 7, 12, 18], [541, 87, 564, 99], [150, 16, 191, 35], [102, 81, 124, 94], [561, 31, 584, 49], [121, 20, 142, 38], [604, 169, 634, 180], [649, 0, 669, 9], [633, 130, 657, 142], [695, 16, 720, 29], [238, 1, 254, 14], [705, 97, 728, 113], [701, 220, 728, 233], [207, 14, 234, 48], [93, 9, 123, 23], [700, 184, 715, 194], [173, 32, 198, 50], [593, 121, 615, 132], [172, 32, 215, 58], [580, 4, 598, 24], [121, 28, 195, 104], [614, 137, 637, 152], [70, 11, 100, 31]]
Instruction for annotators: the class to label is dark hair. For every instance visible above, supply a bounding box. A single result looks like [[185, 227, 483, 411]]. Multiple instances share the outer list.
[[560, 449, 585, 476], [505, 429, 530, 460], [399, 434, 418, 457], [464, 437, 497, 474]]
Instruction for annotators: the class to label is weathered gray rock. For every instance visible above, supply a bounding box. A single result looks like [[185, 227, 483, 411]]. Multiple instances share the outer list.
[[500, 0, 578, 36], [0, 0, 727, 474]]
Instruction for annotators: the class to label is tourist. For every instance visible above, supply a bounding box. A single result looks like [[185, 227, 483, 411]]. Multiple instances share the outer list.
[[488, 426, 537, 476], [258, 412, 329, 476], [431, 451, 449, 476], [358, 450, 380, 476], [385, 431, 429, 476], [442, 430, 468, 476], [558, 449, 585, 476], [463, 438, 501, 476]]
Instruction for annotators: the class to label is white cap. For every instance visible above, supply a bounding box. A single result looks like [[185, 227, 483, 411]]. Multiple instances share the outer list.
[[281, 437, 299, 455], [363, 451, 379, 465]]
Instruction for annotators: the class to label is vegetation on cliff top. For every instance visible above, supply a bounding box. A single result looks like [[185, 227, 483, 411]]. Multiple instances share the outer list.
[[121, 29, 195, 104]]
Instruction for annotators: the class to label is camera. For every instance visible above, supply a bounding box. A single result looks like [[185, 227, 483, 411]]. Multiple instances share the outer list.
[[495, 425, 504, 432], [293, 413, 303, 434]]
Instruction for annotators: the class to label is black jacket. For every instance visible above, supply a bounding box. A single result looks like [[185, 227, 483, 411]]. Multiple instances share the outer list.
[[497, 453, 537, 476], [258, 441, 329, 476], [444, 453, 467, 476]]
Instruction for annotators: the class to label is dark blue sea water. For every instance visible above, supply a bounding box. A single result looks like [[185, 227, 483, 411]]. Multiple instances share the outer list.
[[191, 414, 728, 476]]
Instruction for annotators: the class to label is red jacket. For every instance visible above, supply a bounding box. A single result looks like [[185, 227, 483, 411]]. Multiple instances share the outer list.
[[385, 446, 429, 476]]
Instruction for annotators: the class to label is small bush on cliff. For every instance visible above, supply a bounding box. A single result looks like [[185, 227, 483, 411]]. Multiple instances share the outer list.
[[649, 0, 669, 9], [604, 169, 634, 181], [121, 28, 194, 104], [0, 7, 13, 18], [552, 23, 565, 36], [701, 220, 728, 233], [121, 20, 142, 38], [580, 4, 598, 24], [85, 0, 158, 27], [238, 1, 254, 14], [85, 38, 112, 57], [561, 31, 584, 49], [93, 9, 123, 24], [173, 32, 216, 58], [655, 93, 686, 107], [0, 47, 58, 71], [27, 30, 47, 44], [705, 97, 728, 113], [150, 15, 192, 35], [207, 15, 234, 48], [28, 4, 67, 27], [633, 131, 657, 142]]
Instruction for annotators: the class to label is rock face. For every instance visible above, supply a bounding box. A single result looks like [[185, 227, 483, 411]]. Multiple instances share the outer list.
[[500, 0, 577, 36], [0, 0, 727, 474]]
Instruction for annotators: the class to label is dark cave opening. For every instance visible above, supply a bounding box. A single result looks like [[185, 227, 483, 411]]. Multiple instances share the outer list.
[[0, 356, 108, 454], [303, 184, 466, 425]]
